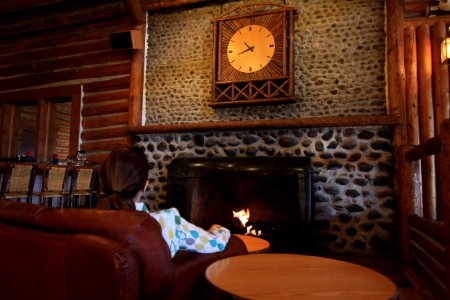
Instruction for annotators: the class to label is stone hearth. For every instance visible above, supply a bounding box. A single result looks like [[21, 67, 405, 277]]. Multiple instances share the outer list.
[[133, 125, 394, 256]]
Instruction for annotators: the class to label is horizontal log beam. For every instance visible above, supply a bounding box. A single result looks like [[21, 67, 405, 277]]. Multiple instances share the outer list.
[[1, 51, 131, 77], [0, 0, 64, 15], [405, 135, 441, 161], [404, 15, 450, 28], [81, 138, 129, 152], [128, 115, 400, 135], [81, 126, 128, 141], [83, 113, 129, 129], [0, 85, 81, 102], [0, 17, 131, 55], [82, 101, 128, 117], [83, 90, 130, 104], [0, 1, 127, 39], [141, 0, 210, 11], [0, 63, 130, 91], [85, 153, 110, 165], [84, 76, 130, 93], [0, 39, 112, 65]]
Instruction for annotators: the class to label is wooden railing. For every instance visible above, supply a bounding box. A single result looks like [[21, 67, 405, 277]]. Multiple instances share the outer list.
[[397, 118, 450, 299]]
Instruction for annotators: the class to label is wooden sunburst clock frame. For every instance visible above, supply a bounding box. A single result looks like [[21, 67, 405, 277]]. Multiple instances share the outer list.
[[210, 2, 296, 108]]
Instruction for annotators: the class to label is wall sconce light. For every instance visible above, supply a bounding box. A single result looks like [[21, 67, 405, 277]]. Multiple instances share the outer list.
[[441, 37, 450, 63]]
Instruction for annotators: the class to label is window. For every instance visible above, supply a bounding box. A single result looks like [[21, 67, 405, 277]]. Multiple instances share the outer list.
[[0, 86, 82, 162]]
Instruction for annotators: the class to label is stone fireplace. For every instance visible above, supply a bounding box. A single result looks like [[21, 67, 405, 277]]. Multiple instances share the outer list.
[[165, 156, 312, 253], [134, 125, 395, 256]]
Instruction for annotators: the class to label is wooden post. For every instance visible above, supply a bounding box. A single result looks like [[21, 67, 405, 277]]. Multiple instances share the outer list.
[[70, 87, 82, 156], [128, 24, 145, 128], [404, 26, 420, 145], [0, 103, 15, 157], [431, 21, 450, 134], [122, 0, 146, 25], [122, 0, 146, 130], [417, 24, 437, 220], [35, 99, 51, 162], [386, 0, 407, 147]]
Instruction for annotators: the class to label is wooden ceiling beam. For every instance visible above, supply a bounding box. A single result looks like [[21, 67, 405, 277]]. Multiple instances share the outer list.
[[140, 0, 210, 11], [0, 0, 64, 15], [0, 1, 128, 39]]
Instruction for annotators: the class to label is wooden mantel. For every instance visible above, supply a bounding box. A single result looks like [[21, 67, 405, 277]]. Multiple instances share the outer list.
[[127, 114, 400, 134]]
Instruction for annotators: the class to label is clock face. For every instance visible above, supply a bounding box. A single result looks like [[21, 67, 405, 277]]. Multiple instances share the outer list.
[[227, 25, 275, 73]]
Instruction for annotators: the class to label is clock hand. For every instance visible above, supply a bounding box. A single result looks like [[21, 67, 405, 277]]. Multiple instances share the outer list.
[[237, 45, 255, 55], [244, 42, 253, 50]]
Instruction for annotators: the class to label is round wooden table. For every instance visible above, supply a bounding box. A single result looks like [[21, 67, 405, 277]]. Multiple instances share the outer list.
[[234, 234, 271, 254], [205, 253, 398, 299]]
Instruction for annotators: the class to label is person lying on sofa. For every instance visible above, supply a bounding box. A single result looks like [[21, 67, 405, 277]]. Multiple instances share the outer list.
[[96, 146, 230, 257]]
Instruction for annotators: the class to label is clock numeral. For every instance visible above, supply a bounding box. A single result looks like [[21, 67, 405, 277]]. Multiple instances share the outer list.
[[266, 34, 272, 38], [249, 26, 252, 31], [228, 50, 233, 53], [269, 44, 274, 47], [239, 66, 242, 70], [230, 39, 235, 43], [267, 56, 272, 59], [230, 60, 235, 64], [249, 66, 252, 72], [260, 64, 263, 68]]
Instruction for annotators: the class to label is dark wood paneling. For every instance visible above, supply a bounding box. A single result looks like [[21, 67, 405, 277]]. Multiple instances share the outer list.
[[0, 1, 127, 39], [83, 113, 129, 129], [83, 90, 130, 104], [0, 63, 131, 92], [83, 101, 129, 117], [82, 127, 128, 141], [0, 0, 140, 164]]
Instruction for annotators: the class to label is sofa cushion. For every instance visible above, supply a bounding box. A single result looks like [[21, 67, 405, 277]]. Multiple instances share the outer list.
[[0, 200, 174, 300]]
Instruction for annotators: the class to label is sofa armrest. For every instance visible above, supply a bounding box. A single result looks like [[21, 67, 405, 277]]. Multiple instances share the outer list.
[[166, 234, 247, 300]]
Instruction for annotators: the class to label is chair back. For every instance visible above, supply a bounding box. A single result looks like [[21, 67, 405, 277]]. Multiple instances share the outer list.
[[70, 166, 96, 207], [45, 165, 68, 192], [0, 163, 34, 202], [36, 164, 69, 207], [74, 167, 94, 191]]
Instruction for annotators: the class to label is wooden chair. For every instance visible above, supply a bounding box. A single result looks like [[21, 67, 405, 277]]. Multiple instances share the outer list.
[[68, 165, 96, 207], [0, 163, 35, 203], [34, 164, 69, 207], [397, 118, 450, 299]]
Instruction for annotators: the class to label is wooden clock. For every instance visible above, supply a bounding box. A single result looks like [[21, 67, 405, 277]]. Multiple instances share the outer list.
[[210, 2, 296, 108]]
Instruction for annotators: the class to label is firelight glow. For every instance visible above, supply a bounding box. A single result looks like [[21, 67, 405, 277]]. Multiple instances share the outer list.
[[232, 208, 261, 236]]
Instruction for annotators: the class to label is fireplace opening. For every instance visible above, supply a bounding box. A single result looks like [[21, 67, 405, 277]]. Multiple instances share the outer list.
[[166, 156, 312, 253]]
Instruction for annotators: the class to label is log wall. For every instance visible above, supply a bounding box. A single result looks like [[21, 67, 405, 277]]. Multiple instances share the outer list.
[[400, 16, 450, 221], [0, 0, 144, 164], [390, 3, 450, 266], [390, 10, 450, 290]]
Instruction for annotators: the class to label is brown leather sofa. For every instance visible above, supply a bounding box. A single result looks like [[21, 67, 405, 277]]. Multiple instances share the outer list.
[[0, 200, 247, 300]]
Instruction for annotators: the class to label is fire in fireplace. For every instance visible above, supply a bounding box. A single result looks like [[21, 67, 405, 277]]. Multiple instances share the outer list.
[[166, 156, 312, 253]]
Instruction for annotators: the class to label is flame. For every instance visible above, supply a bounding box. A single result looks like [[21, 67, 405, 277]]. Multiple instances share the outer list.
[[232, 208, 262, 236]]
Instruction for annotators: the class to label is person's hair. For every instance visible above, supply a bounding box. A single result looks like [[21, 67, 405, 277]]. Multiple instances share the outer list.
[[96, 146, 150, 210]]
